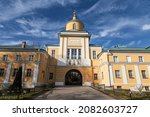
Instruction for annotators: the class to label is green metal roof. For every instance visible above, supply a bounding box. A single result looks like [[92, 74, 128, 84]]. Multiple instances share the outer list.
[[45, 44, 59, 46], [89, 44, 101, 47], [109, 46, 150, 51]]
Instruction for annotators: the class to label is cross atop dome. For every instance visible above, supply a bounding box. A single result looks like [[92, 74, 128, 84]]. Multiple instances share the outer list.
[[73, 10, 77, 20]]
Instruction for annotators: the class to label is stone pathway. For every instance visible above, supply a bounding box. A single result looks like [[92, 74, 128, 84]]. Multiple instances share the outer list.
[[35, 86, 114, 100]]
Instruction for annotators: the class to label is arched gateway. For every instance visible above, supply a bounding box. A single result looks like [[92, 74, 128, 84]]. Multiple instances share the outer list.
[[65, 69, 82, 86]]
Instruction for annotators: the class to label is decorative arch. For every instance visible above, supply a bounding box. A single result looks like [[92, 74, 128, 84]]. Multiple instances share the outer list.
[[65, 69, 82, 86]]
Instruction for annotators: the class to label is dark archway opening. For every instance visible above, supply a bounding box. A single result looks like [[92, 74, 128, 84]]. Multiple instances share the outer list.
[[65, 69, 82, 86]]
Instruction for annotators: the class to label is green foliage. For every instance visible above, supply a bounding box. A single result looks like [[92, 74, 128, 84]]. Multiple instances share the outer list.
[[94, 86, 150, 100], [0, 88, 51, 100]]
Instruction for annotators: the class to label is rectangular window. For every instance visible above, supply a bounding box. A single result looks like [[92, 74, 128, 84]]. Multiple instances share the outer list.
[[145, 86, 149, 91], [49, 73, 53, 80], [12, 68, 19, 77], [69, 49, 81, 59], [113, 56, 118, 62], [139, 56, 144, 62], [93, 51, 96, 59], [115, 70, 120, 78], [71, 49, 77, 59], [67, 49, 70, 59], [141, 70, 147, 78], [3, 55, 8, 61], [94, 73, 98, 80], [74, 49, 77, 59], [0, 68, 4, 77], [71, 49, 74, 59], [128, 70, 134, 78], [78, 49, 81, 59], [126, 56, 131, 62], [16, 55, 21, 61], [51, 50, 55, 58], [26, 69, 32, 77], [29, 55, 34, 61], [117, 86, 122, 89]]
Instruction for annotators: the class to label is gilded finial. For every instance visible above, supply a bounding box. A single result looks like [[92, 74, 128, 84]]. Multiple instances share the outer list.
[[73, 10, 77, 20]]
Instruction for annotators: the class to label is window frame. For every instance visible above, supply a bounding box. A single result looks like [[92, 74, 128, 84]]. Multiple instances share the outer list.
[[117, 86, 122, 89], [128, 70, 134, 78], [139, 56, 144, 62], [0, 68, 4, 77], [126, 56, 131, 62], [141, 70, 147, 79], [94, 73, 98, 80], [93, 51, 96, 59], [26, 69, 32, 77], [78, 49, 81, 59], [73, 23, 76, 30], [51, 50, 55, 58], [115, 70, 121, 78], [12, 68, 19, 77], [145, 86, 149, 91], [16, 55, 21, 61], [29, 55, 34, 61], [67, 49, 70, 59], [71, 49, 77, 59], [113, 56, 118, 62], [3, 55, 8, 61], [49, 73, 53, 80]]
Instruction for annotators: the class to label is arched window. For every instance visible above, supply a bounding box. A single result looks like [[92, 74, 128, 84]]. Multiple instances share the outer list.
[[73, 23, 76, 30]]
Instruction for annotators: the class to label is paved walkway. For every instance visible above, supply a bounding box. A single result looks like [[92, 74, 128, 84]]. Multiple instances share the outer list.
[[34, 86, 114, 100]]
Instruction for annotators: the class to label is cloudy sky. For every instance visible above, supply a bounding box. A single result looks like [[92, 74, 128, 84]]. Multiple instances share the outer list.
[[0, 0, 150, 49]]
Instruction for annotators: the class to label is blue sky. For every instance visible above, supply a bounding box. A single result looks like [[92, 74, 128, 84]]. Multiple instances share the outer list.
[[0, 0, 150, 49]]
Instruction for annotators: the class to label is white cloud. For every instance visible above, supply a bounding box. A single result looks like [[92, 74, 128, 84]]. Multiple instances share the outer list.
[[13, 28, 58, 39], [0, 0, 77, 22], [89, 18, 137, 39], [127, 41, 135, 46], [142, 24, 150, 30], [99, 18, 138, 37], [13, 32, 25, 36], [120, 40, 141, 47], [91, 34, 99, 39], [0, 35, 13, 39], [137, 40, 142, 45], [0, 41, 19, 45], [81, 0, 127, 15], [100, 31, 108, 37], [0, 24, 4, 28], [16, 18, 64, 30], [103, 40, 112, 47], [0, 39, 32, 46], [0, 16, 64, 39], [15, 18, 64, 38], [16, 19, 28, 25]]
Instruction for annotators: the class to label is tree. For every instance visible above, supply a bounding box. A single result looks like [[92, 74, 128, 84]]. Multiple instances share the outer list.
[[136, 84, 143, 95], [10, 66, 22, 93]]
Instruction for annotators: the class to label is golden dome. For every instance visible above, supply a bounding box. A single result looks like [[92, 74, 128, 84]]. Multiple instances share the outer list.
[[66, 10, 84, 31]]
